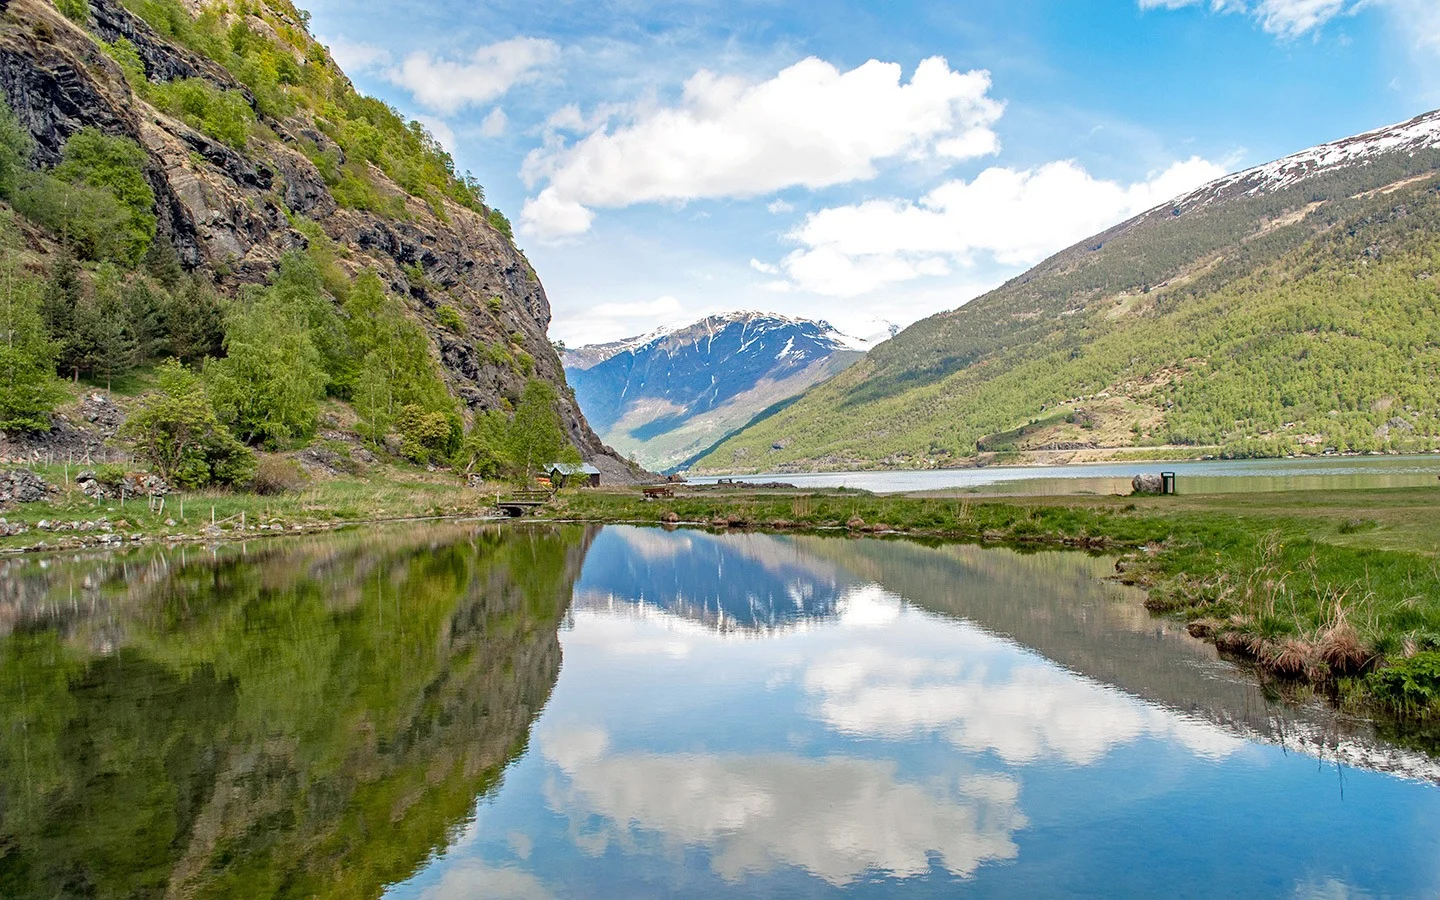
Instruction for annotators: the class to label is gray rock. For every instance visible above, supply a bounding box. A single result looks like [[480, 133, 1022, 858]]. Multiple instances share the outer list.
[[0, 469, 54, 503], [1132, 473, 1165, 495]]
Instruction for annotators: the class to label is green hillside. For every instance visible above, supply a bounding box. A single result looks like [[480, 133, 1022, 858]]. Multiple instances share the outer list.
[[697, 130, 1440, 473]]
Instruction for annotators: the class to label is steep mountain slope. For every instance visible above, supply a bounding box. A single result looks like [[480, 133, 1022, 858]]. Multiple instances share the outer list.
[[0, 0, 639, 479], [564, 312, 865, 471], [698, 110, 1440, 473]]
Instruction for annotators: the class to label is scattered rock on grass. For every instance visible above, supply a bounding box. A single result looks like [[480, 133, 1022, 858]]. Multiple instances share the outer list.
[[0, 469, 54, 503]]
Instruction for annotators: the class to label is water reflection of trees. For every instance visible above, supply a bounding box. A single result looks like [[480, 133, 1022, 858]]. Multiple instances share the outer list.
[[0, 524, 588, 898]]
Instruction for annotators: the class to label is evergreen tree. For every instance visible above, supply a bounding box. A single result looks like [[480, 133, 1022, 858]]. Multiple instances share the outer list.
[[41, 249, 83, 380], [163, 276, 225, 365], [0, 263, 65, 432], [85, 266, 137, 392]]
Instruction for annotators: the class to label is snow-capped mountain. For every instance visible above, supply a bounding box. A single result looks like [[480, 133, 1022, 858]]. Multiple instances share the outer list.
[[1180, 109, 1440, 207], [563, 312, 868, 471]]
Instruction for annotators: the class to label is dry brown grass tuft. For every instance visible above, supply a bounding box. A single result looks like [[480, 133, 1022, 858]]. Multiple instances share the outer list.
[[1317, 622, 1371, 675], [1266, 638, 1319, 679]]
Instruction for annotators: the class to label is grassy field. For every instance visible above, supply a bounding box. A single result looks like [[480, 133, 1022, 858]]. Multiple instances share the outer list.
[[549, 484, 1440, 717], [0, 463, 501, 547]]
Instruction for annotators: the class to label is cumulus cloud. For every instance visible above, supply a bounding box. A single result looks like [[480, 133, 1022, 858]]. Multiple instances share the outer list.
[[549, 295, 705, 345], [388, 37, 558, 114], [322, 35, 391, 71], [769, 156, 1227, 297], [520, 56, 1004, 239], [541, 728, 1025, 885]]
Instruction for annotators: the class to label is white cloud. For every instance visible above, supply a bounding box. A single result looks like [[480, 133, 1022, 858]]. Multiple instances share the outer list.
[[549, 295, 708, 345], [541, 727, 1025, 885], [520, 56, 1005, 239], [770, 156, 1228, 297], [480, 107, 509, 138], [803, 643, 1244, 766], [322, 35, 391, 72], [419, 861, 552, 900], [414, 115, 456, 153], [766, 199, 795, 215], [387, 37, 558, 114]]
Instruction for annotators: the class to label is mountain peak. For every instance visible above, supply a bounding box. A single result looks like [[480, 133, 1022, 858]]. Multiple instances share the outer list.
[[563, 311, 869, 470]]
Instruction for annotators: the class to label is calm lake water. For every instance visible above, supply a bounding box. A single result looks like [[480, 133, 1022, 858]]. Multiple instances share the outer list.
[[688, 454, 1440, 495], [2, 524, 1438, 898]]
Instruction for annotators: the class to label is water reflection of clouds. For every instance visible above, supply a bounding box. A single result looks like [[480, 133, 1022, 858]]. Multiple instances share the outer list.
[[805, 593, 1245, 766], [417, 861, 553, 900], [540, 727, 1025, 886]]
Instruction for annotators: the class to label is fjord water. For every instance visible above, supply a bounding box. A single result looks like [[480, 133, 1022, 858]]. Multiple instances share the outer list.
[[2, 527, 1438, 897], [689, 453, 1440, 495]]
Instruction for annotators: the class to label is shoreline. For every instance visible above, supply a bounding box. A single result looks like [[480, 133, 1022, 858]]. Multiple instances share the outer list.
[[4, 477, 1438, 738], [686, 447, 1440, 479]]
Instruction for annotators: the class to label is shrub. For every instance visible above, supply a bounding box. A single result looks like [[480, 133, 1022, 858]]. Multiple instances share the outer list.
[[119, 359, 256, 487], [55, 0, 88, 22], [487, 208, 513, 240], [436, 304, 466, 334], [1370, 652, 1440, 713], [146, 79, 256, 150], [396, 403, 458, 464], [249, 455, 308, 495]]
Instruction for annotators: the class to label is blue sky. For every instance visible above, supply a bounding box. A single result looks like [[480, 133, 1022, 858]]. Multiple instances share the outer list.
[[303, 0, 1440, 346]]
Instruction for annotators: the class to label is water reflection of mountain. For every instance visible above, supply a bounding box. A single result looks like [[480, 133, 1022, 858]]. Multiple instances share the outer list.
[[0, 524, 588, 899], [571, 526, 855, 634], [795, 535, 1440, 784]]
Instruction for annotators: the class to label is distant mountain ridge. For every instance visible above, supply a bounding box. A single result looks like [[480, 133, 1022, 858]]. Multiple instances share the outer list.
[[698, 109, 1440, 473], [564, 312, 867, 471]]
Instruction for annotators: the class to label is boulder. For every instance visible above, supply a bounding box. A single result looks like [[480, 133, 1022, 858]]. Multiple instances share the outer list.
[[1131, 473, 1165, 495]]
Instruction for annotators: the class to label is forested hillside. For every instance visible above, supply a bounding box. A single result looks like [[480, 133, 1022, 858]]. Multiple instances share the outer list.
[[697, 112, 1440, 473], [0, 0, 637, 486]]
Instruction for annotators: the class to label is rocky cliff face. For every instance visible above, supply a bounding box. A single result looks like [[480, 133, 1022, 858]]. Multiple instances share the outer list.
[[0, 0, 640, 479]]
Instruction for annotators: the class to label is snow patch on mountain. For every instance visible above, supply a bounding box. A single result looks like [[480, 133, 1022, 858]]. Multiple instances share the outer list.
[[1174, 109, 1440, 210]]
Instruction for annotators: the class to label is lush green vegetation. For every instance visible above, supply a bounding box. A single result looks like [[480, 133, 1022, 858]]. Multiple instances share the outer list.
[[119, 359, 256, 487], [0, 261, 65, 431], [116, 0, 493, 217], [0, 109, 156, 266], [701, 155, 1440, 472], [552, 485, 1440, 717]]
